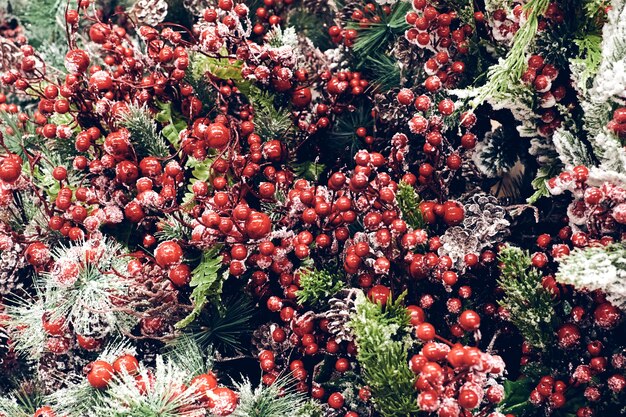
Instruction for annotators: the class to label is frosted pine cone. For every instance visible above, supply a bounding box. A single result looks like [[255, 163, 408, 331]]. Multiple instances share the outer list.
[[130, 0, 168, 26], [463, 193, 511, 244], [0, 239, 27, 296], [323, 289, 359, 343]]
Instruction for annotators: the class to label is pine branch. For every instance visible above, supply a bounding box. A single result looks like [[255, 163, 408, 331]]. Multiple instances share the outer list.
[[231, 374, 309, 417], [118, 104, 169, 158], [349, 1, 411, 61], [471, 0, 551, 107], [348, 291, 418, 417], [396, 181, 424, 230], [498, 246, 555, 349], [156, 213, 193, 241], [290, 158, 326, 182], [175, 246, 225, 329], [296, 267, 345, 308], [164, 334, 213, 378], [179, 293, 255, 354], [556, 243, 626, 310]]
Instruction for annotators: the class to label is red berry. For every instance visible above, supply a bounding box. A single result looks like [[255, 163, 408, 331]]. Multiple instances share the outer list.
[[459, 310, 480, 331], [113, 354, 140, 375], [154, 241, 183, 268], [208, 387, 238, 416], [328, 392, 345, 409], [87, 360, 115, 389]]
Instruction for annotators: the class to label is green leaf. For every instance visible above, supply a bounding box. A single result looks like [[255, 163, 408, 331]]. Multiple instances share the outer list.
[[396, 181, 425, 230], [500, 378, 534, 414], [155, 101, 186, 149], [175, 246, 225, 329]]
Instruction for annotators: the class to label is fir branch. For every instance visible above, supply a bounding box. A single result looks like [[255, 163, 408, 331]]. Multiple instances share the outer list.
[[178, 294, 255, 354], [497, 246, 555, 349], [296, 267, 345, 308], [118, 104, 169, 158], [396, 181, 424, 230], [248, 87, 293, 140], [231, 374, 308, 417], [156, 213, 193, 241], [348, 291, 418, 417], [551, 128, 594, 168], [290, 158, 326, 182], [164, 334, 213, 378], [175, 246, 225, 329], [556, 243, 626, 310], [471, 0, 551, 107], [350, 1, 411, 61]]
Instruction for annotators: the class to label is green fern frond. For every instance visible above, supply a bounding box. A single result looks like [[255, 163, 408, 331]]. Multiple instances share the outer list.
[[175, 246, 225, 329]]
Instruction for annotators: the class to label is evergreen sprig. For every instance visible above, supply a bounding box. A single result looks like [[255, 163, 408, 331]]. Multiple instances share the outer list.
[[231, 375, 309, 417], [118, 104, 169, 158], [498, 246, 555, 349], [555, 243, 626, 309], [296, 267, 345, 308], [349, 1, 411, 62], [348, 291, 418, 417], [178, 294, 255, 354], [175, 246, 225, 329], [472, 0, 551, 107], [396, 181, 425, 230]]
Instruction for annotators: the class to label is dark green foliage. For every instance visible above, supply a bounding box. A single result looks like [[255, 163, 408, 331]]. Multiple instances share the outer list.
[[363, 54, 401, 91], [349, 291, 418, 417], [118, 104, 170, 158], [349, 2, 411, 63], [498, 246, 555, 349], [296, 267, 344, 308], [396, 181, 424, 230], [180, 294, 255, 354]]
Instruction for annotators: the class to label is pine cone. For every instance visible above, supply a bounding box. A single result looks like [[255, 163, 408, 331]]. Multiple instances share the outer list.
[[130, 0, 168, 27], [127, 263, 184, 339], [252, 322, 293, 358], [37, 352, 85, 393], [0, 241, 27, 297], [323, 289, 359, 343]]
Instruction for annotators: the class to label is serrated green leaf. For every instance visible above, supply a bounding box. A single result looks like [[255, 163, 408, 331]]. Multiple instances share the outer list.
[[175, 246, 225, 329]]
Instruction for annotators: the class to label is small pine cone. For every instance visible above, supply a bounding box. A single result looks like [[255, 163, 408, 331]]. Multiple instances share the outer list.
[[131, 0, 168, 26], [183, 0, 210, 16], [252, 322, 293, 359], [128, 263, 184, 338], [323, 289, 359, 343], [374, 91, 411, 131], [135, 338, 164, 368], [37, 352, 85, 393], [340, 1, 361, 22], [0, 242, 27, 296]]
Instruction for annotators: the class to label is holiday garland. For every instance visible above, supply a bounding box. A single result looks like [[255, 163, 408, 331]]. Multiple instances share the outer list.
[[0, 0, 625, 416]]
